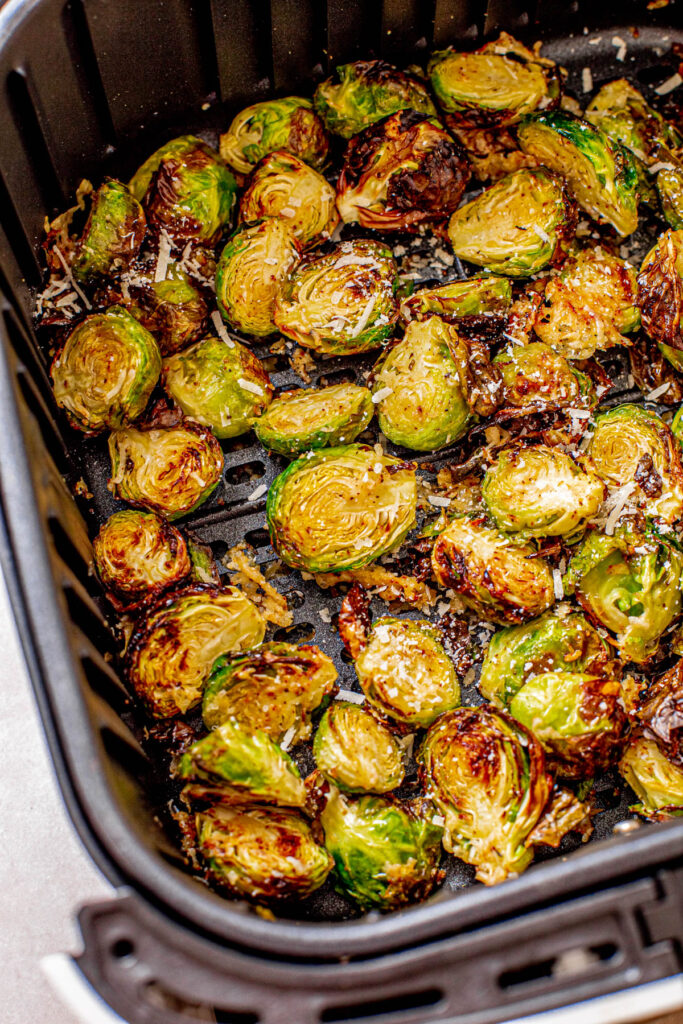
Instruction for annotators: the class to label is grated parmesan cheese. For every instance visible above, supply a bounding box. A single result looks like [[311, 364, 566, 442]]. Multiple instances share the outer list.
[[372, 386, 393, 403], [335, 689, 365, 705], [532, 224, 551, 244], [238, 377, 264, 396], [154, 231, 172, 283], [247, 483, 267, 502], [611, 35, 627, 61], [605, 481, 637, 535], [553, 569, 564, 601], [581, 67, 593, 93], [432, 814, 445, 828], [645, 381, 671, 401], [350, 294, 377, 339], [655, 72, 682, 96], [318, 607, 332, 623], [428, 495, 451, 508], [280, 726, 296, 752], [53, 246, 92, 310]]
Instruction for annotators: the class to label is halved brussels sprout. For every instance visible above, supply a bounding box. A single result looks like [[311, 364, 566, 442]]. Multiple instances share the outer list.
[[195, 804, 332, 900], [202, 641, 337, 745], [313, 59, 436, 140], [637, 661, 683, 769], [162, 335, 273, 439], [419, 706, 550, 884], [239, 150, 338, 247], [220, 97, 329, 175], [135, 137, 236, 245], [638, 230, 683, 371], [108, 420, 224, 520], [314, 703, 404, 794], [400, 276, 512, 324], [178, 719, 305, 808], [266, 445, 416, 572], [431, 513, 555, 625], [564, 521, 683, 664], [493, 341, 595, 411], [320, 789, 443, 910], [51, 305, 161, 434], [336, 110, 470, 232], [126, 584, 265, 718], [620, 735, 683, 819], [586, 79, 681, 168], [354, 617, 460, 727], [124, 264, 208, 355], [215, 219, 300, 337], [482, 444, 605, 539], [274, 239, 398, 355], [587, 404, 683, 524], [70, 180, 146, 282], [371, 316, 472, 451], [517, 111, 639, 236], [92, 509, 191, 611], [429, 33, 561, 128], [534, 247, 640, 360], [480, 608, 613, 707], [254, 383, 373, 457], [657, 165, 683, 231], [447, 168, 576, 277]]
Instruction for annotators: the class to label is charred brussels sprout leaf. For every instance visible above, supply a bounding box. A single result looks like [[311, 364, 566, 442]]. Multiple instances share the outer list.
[[564, 522, 683, 664], [587, 404, 683, 524], [517, 111, 639, 236], [92, 509, 191, 611], [108, 420, 224, 520], [400, 276, 512, 324], [371, 316, 472, 451], [313, 59, 436, 140], [355, 617, 460, 727], [657, 165, 683, 231], [336, 110, 470, 232], [163, 335, 273, 438], [431, 513, 555, 625], [126, 584, 265, 718], [534, 247, 640, 360], [239, 150, 339, 247], [51, 305, 161, 434], [254, 383, 373, 457], [216, 219, 300, 338], [314, 703, 404, 793], [447, 168, 576, 277], [274, 239, 398, 355], [124, 265, 208, 355], [266, 445, 416, 572], [70, 180, 146, 282], [196, 804, 332, 900], [482, 444, 605, 539], [494, 341, 594, 411], [220, 97, 329, 175], [202, 641, 337, 745], [130, 136, 202, 199], [638, 230, 683, 371], [620, 735, 683, 819], [179, 719, 306, 808], [586, 79, 682, 166], [320, 789, 443, 910]]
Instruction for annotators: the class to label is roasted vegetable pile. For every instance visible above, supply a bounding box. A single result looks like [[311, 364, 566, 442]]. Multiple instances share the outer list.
[[37, 36, 683, 917]]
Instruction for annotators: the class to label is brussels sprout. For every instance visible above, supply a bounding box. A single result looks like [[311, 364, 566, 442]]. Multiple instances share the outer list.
[[429, 33, 561, 128], [431, 513, 555, 625], [70, 180, 146, 282], [274, 239, 398, 355], [124, 264, 208, 355], [135, 137, 236, 245], [447, 168, 576, 277], [336, 110, 470, 232], [517, 111, 639, 236], [162, 335, 273, 439], [587, 404, 683, 524], [266, 445, 416, 572], [419, 706, 551, 884], [620, 735, 683, 819], [534, 247, 640, 360], [314, 703, 404, 794], [254, 383, 373, 457], [239, 150, 339, 247], [215, 219, 300, 338], [400, 276, 512, 324], [482, 444, 605, 539], [108, 420, 224, 520], [203, 641, 337, 745], [638, 230, 683, 371], [493, 341, 595, 411], [126, 584, 265, 717], [564, 521, 683, 664], [92, 509, 191, 611], [354, 617, 460, 727], [632, 660, 683, 767], [371, 316, 471, 451], [51, 305, 161, 434], [480, 608, 613, 707], [220, 97, 329, 175], [196, 804, 332, 900], [179, 719, 306, 808], [313, 59, 436, 140], [320, 789, 442, 910], [657, 165, 683, 230]]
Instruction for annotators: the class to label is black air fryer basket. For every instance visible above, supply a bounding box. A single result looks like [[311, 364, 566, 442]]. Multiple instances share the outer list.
[[3, 1, 683, 1021]]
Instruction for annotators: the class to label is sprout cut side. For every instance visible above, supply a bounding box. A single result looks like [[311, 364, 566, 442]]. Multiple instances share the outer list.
[[255, 383, 373, 457], [313, 703, 404, 793], [220, 97, 329, 175]]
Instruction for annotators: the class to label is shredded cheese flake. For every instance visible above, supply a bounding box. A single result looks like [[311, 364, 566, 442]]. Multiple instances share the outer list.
[[645, 381, 671, 401], [53, 246, 92, 310], [553, 569, 564, 601], [211, 310, 235, 348], [247, 483, 267, 502], [428, 495, 451, 508], [655, 72, 682, 95], [154, 231, 172, 283], [335, 689, 365, 705], [238, 377, 264, 396], [582, 67, 593, 92], [372, 386, 393, 403], [280, 726, 296, 752]]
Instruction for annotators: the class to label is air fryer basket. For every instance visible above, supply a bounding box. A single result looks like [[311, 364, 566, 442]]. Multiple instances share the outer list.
[[3, 0, 683, 1021]]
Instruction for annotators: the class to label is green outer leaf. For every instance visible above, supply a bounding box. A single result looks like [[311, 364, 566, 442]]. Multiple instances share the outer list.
[[255, 383, 373, 457], [314, 62, 436, 139], [71, 180, 145, 282], [129, 135, 203, 200]]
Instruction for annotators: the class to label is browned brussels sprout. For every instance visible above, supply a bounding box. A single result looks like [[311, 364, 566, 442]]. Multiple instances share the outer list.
[[336, 110, 470, 232], [400, 276, 512, 324], [124, 264, 208, 355], [635, 660, 683, 769], [220, 98, 329, 175], [70, 180, 146, 282], [254, 383, 373, 457], [638, 230, 683, 371], [493, 341, 595, 412], [620, 736, 683, 820], [313, 703, 404, 794]]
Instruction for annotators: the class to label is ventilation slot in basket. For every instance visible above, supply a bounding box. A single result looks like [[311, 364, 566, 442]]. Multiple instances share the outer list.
[[320, 988, 443, 1023]]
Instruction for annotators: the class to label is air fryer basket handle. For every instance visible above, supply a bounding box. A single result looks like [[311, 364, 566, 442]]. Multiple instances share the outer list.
[[66, 874, 683, 1024]]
